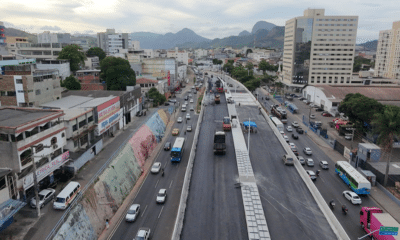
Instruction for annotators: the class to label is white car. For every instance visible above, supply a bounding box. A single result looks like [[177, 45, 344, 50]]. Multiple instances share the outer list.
[[186, 113, 191, 120], [289, 143, 296, 149], [303, 147, 312, 155], [343, 191, 362, 204], [125, 204, 140, 222], [177, 117, 183, 123], [190, 99, 194, 103], [156, 189, 167, 203], [310, 114, 316, 119], [297, 156, 305, 165], [306, 158, 314, 167], [185, 101, 188, 105], [135, 228, 151, 240], [283, 135, 289, 142], [279, 130, 285, 135], [291, 121, 299, 128], [286, 126, 293, 132], [151, 162, 161, 173], [30, 188, 56, 208]]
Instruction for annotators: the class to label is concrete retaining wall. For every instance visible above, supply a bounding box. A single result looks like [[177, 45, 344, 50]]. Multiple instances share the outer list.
[[52, 109, 170, 239], [68, 140, 104, 172]]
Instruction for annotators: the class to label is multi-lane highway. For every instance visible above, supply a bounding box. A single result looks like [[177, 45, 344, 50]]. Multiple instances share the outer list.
[[255, 87, 379, 240], [111, 83, 201, 240]]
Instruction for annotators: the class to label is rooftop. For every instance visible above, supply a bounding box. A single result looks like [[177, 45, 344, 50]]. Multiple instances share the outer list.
[[136, 78, 158, 84], [41, 96, 94, 109], [315, 85, 400, 102], [0, 107, 62, 129], [62, 90, 127, 98], [76, 69, 101, 73]]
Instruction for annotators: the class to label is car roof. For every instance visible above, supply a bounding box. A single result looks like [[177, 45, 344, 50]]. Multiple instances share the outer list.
[[39, 189, 53, 195], [307, 158, 314, 161], [159, 189, 166, 193], [307, 170, 315, 174], [129, 204, 140, 210], [321, 161, 328, 164]]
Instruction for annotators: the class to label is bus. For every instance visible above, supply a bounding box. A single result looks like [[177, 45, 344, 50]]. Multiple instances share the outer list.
[[335, 161, 371, 195], [215, 77, 224, 93], [171, 137, 185, 163], [270, 117, 284, 132]]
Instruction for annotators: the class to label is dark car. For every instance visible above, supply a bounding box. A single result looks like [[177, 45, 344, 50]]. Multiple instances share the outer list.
[[315, 108, 324, 112], [292, 133, 299, 139], [136, 111, 143, 117], [164, 102, 170, 106], [322, 112, 333, 117], [164, 142, 171, 151], [296, 127, 304, 134]]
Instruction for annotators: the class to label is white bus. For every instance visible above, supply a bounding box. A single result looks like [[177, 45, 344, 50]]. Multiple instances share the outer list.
[[270, 117, 284, 132], [227, 104, 237, 121], [335, 161, 371, 195], [53, 181, 81, 210]]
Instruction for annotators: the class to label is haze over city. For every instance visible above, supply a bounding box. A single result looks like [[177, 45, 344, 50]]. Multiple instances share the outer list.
[[1, 0, 399, 42]]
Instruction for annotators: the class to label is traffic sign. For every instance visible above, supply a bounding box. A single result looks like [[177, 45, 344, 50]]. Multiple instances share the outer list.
[[379, 226, 399, 236]]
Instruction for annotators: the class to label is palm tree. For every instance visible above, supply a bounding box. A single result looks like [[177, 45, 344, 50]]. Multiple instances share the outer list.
[[372, 105, 400, 186]]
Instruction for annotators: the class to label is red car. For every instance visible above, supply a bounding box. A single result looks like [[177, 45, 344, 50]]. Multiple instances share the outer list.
[[322, 112, 332, 117]]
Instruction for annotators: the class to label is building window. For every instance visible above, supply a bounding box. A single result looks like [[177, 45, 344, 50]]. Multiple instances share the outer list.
[[88, 116, 94, 123], [73, 140, 78, 147], [72, 124, 77, 131], [62, 132, 65, 138], [16, 79, 23, 84], [35, 90, 41, 95], [51, 137, 57, 145], [35, 144, 44, 153], [20, 149, 33, 167], [79, 119, 87, 128]]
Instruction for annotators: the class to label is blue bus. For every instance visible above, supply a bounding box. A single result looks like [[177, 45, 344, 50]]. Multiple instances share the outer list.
[[335, 161, 371, 195], [171, 137, 185, 162]]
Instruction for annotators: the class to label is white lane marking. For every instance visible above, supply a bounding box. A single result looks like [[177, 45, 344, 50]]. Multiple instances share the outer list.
[[141, 205, 148, 217], [155, 179, 159, 188], [169, 180, 173, 188], [158, 206, 164, 219]]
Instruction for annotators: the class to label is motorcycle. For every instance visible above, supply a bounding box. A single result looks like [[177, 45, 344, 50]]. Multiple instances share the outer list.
[[329, 200, 335, 210], [161, 169, 165, 177], [342, 205, 348, 215]]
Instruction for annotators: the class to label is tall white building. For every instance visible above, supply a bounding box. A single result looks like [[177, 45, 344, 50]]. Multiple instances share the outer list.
[[375, 21, 400, 79], [37, 31, 71, 44], [167, 48, 189, 65], [282, 9, 358, 86], [97, 29, 129, 54]]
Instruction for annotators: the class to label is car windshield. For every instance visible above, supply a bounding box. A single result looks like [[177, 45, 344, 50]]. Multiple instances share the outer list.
[[56, 197, 65, 203], [171, 151, 180, 157], [136, 236, 145, 240], [127, 209, 136, 214], [158, 192, 165, 197], [353, 195, 360, 199], [39, 194, 45, 200]]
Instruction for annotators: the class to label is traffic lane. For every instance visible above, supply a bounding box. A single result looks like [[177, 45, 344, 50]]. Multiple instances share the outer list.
[[181, 94, 248, 240], [236, 105, 337, 240], [112, 114, 199, 240]]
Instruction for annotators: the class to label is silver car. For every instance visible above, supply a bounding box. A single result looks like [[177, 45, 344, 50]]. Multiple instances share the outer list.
[[156, 189, 167, 204], [30, 188, 56, 208], [125, 204, 140, 222], [151, 162, 161, 174]]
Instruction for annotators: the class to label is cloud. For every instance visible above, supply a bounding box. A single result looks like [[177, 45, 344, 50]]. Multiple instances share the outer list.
[[40, 25, 62, 31]]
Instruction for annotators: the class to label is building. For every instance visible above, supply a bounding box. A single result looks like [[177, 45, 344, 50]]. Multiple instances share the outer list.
[[282, 9, 358, 88], [7, 42, 68, 61], [75, 69, 104, 91], [84, 56, 100, 70], [36, 59, 71, 81], [375, 21, 400, 79], [97, 29, 129, 55], [71, 38, 90, 51], [136, 77, 168, 95], [0, 21, 5, 47], [0, 107, 68, 197], [142, 58, 177, 86], [0, 59, 62, 107], [167, 48, 189, 65]]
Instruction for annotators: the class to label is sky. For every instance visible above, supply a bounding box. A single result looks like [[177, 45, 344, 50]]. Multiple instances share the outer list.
[[1, 0, 399, 43]]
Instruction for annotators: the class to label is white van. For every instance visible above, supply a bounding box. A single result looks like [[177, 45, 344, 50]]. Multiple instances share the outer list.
[[181, 104, 187, 112], [53, 181, 81, 210]]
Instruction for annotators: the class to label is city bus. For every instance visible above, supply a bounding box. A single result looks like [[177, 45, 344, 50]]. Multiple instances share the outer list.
[[270, 117, 284, 132], [335, 161, 371, 195], [171, 137, 185, 163]]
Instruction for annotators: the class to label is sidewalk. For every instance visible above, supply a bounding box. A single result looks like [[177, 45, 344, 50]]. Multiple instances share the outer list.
[[0, 108, 158, 240], [259, 87, 400, 223]]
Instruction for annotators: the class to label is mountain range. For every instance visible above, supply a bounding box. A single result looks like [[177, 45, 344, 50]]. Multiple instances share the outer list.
[[356, 40, 378, 51]]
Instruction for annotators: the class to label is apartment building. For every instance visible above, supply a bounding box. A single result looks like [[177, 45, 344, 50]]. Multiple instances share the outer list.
[[167, 48, 189, 65], [37, 31, 71, 44], [97, 29, 129, 54], [75, 69, 104, 90], [7, 42, 67, 61], [375, 21, 400, 79], [0, 59, 62, 107], [0, 21, 5, 47], [142, 58, 177, 83], [282, 9, 358, 87], [36, 59, 71, 80]]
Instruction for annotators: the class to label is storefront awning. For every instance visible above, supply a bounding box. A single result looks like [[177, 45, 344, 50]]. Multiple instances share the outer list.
[[0, 199, 27, 228]]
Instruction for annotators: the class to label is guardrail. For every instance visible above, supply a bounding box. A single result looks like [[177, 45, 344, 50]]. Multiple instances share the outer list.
[[46, 113, 154, 240], [171, 81, 207, 240], [220, 73, 350, 240]]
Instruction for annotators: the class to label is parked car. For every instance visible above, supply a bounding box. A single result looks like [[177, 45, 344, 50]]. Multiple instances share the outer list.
[[299, 97, 305, 100], [306, 158, 315, 167], [310, 114, 316, 119], [286, 126, 293, 132], [172, 128, 180, 136], [135, 228, 151, 240], [296, 127, 304, 134], [298, 156, 305, 165], [303, 147, 313, 155], [303, 99, 308, 103], [279, 130, 285, 135], [30, 188, 56, 208], [164, 102, 170, 106], [316, 108, 324, 112], [156, 189, 167, 204], [151, 162, 162, 173], [126, 204, 140, 222], [177, 117, 183, 123], [345, 134, 353, 140], [283, 135, 289, 142], [291, 121, 299, 128], [306, 170, 317, 181], [322, 112, 333, 117], [343, 190, 362, 204], [187, 125, 192, 132], [164, 142, 171, 151], [319, 161, 329, 170]]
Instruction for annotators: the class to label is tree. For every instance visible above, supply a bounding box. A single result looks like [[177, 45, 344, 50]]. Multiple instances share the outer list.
[[353, 56, 372, 72], [338, 93, 384, 133], [227, 60, 235, 65], [223, 63, 234, 74], [212, 59, 223, 65], [100, 57, 136, 91], [245, 62, 254, 71], [86, 47, 106, 61], [57, 44, 86, 72], [244, 79, 260, 92], [148, 87, 166, 106], [258, 59, 278, 74], [371, 105, 400, 186], [246, 49, 253, 56], [61, 75, 81, 90], [261, 74, 278, 85]]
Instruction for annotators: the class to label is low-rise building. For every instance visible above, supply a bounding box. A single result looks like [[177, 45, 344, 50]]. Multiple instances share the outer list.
[[75, 69, 104, 91], [84, 56, 100, 70], [36, 59, 71, 81], [7, 43, 69, 61]]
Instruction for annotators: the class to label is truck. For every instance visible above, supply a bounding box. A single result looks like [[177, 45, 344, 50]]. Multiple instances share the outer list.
[[196, 86, 199, 91], [223, 117, 231, 131], [271, 106, 288, 124], [360, 207, 400, 240], [215, 79, 224, 93], [215, 95, 220, 104], [213, 131, 226, 154]]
